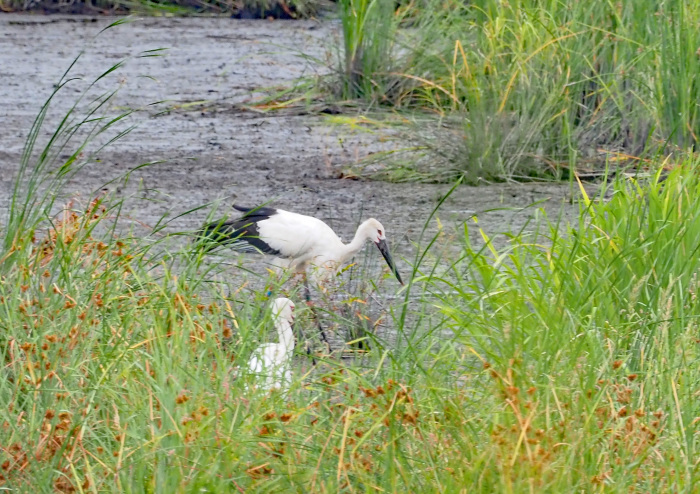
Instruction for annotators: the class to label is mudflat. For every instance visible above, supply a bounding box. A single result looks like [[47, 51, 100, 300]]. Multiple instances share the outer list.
[[0, 14, 579, 262]]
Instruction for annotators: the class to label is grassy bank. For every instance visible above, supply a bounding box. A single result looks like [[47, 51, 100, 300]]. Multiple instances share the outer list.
[[2, 49, 700, 491]]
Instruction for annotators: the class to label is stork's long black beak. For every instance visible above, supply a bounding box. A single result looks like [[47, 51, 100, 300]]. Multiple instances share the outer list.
[[375, 239, 404, 285]]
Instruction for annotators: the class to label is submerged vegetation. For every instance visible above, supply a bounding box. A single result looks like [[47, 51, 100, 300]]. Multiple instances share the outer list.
[[2, 28, 700, 491]]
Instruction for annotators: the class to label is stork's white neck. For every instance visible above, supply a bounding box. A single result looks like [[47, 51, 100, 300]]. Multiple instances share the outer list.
[[339, 221, 373, 263]]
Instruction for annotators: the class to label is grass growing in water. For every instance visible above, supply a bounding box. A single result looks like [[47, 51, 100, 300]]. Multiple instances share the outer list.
[[337, 0, 397, 100], [335, 0, 700, 182], [4, 24, 700, 493]]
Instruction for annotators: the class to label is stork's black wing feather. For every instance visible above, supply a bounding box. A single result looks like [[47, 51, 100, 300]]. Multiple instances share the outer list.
[[197, 206, 281, 255], [233, 204, 279, 218]]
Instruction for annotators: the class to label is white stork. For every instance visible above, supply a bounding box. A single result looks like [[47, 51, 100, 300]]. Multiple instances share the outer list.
[[200, 205, 404, 285], [247, 297, 296, 391], [200, 205, 404, 352]]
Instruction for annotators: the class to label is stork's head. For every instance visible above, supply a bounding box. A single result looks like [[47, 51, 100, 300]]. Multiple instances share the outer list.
[[360, 219, 404, 286], [272, 297, 295, 324], [360, 218, 386, 243]]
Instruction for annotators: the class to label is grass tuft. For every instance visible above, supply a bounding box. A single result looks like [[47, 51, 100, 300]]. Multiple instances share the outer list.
[[333, 0, 700, 182]]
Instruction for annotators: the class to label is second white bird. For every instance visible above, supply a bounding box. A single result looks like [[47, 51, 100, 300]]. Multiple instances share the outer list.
[[247, 297, 296, 391]]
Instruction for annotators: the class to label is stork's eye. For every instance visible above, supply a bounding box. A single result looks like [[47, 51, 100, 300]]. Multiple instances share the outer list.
[[378, 229, 383, 236]]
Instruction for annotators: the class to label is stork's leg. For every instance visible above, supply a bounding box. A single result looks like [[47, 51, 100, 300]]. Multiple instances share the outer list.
[[303, 274, 333, 354]]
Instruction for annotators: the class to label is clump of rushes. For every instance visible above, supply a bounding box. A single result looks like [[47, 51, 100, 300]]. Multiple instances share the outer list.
[[336, 0, 700, 182], [338, 0, 400, 101]]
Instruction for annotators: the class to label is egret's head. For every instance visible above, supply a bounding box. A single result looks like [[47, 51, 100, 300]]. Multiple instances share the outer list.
[[272, 297, 295, 324]]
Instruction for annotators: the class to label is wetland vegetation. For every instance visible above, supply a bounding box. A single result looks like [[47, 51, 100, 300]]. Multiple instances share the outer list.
[[2, 2, 700, 492]]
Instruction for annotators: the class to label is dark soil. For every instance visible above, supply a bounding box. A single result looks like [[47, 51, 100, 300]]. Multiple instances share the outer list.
[[2, 0, 312, 18]]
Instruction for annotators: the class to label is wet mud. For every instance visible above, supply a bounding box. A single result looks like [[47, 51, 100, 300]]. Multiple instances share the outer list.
[[0, 15, 582, 323]]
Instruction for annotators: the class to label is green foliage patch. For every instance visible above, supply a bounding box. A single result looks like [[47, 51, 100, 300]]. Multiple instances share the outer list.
[[335, 0, 700, 182]]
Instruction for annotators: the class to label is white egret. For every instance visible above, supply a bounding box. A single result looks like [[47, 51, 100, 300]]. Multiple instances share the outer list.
[[247, 297, 296, 391]]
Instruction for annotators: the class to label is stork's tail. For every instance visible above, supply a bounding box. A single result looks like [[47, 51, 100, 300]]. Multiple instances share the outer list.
[[194, 204, 281, 256]]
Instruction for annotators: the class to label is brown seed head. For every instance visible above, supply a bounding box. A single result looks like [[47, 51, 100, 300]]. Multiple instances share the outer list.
[[175, 392, 189, 405], [362, 387, 376, 398]]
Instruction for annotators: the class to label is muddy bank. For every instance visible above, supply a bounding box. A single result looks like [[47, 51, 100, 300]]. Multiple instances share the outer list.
[[0, 15, 581, 276]]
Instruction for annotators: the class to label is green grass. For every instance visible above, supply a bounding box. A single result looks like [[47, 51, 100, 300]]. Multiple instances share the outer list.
[[4, 19, 700, 494], [426, 165, 700, 489], [333, 0, 700, 182], [337, 0, 397, 101]]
